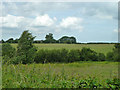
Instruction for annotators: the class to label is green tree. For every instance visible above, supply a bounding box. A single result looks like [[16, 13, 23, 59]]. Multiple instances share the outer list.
[[80, 48, 98, 61], [44, 33, 56, 43], [16, 30, 37, 64], [2, 43, 16, 64], [59, 36, 76, 44], [113, 43, 120, 61], [2, 43, 15, 58]]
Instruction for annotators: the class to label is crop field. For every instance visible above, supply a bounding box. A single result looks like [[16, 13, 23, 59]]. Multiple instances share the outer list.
[[2, 61, 118, 88], [11, 44, 114, 55]]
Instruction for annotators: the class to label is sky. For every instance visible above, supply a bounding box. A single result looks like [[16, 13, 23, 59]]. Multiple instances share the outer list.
[[0, 2, 118, 42]]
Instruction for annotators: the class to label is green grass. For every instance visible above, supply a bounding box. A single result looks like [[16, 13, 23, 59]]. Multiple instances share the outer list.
[[11, 43, 114, 55], [2, 61, 118, 88]]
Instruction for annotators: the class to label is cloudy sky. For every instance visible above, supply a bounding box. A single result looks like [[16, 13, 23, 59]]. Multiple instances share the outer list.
[[0, 2, 118, 42]]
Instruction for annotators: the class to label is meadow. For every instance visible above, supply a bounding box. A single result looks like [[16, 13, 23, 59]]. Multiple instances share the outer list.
[[2, 61, 118, 88], [11, 43, 114, 55], [2, 43, 120, 88]]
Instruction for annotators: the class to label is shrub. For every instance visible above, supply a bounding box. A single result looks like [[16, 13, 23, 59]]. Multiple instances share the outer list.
[[34, 49, 47, 63], [68, 49, 80, 62], [98, 53, 105, 61], [34, 49, 69, 63], [106, 52, 114, 61], [80, 48, 98, 61], [2, 43, 16, 58], [59, 49, 69, 63]]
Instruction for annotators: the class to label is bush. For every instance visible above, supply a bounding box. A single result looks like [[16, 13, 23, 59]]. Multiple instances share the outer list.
[[34, 49, 47, 63], [106, 52, 114, 61], [68, 49, 80, 62], [59, 49, 68, 63], [98, 53, 105, 61], [34, 49, 69, 63], [80, 48, 98, 61], [2, 43, 16, 58], [34, 48, 107, 63]]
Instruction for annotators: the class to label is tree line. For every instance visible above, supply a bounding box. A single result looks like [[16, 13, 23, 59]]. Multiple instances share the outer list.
[[2, 30, 120, 64], [1, 33, 76, 44]]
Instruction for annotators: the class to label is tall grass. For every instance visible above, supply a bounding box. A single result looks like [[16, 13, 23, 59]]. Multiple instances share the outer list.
[[2, 61, 118, 88]]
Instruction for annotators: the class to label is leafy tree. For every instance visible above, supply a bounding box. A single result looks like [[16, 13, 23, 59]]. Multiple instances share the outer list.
[[16, 30, 37, 64], [59, 36, 76, 44], [2, 43, 16, 64], [2, 43, 15, 58], [44, 33, 56, 43], [80, 48, 98, 61]]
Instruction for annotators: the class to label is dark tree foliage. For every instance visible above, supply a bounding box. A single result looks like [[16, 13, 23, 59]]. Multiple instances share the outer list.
[[113, 43, 120, 61], [2, 43, 16, 64], [68, 49, 80, 62], [16, 30, 37, 64], [98, 53, 105, 61], [80, 48, 98, 61], [59, 36, 76, 44], [6, 38, 14, 43], [114, 43, 120, 49], [106, 43, 120, 61], [34, 48, 104, 63], [2, 43, 15, 58], [1, 39, 5, 43], [4, 38, 19, 43]]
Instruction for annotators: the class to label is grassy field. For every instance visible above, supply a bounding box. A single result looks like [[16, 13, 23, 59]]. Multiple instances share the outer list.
[[2, 43, 119, 88], [11, 44, 114, 55], [2, 61, 118, 88]]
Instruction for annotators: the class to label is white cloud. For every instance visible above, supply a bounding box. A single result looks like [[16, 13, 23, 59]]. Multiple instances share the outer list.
[[59, 17, 83, 32], [1, 14, 25, 28], [31, 14, 56, 27]]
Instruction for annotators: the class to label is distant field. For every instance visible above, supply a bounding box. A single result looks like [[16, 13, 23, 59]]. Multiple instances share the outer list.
[[2, 61, 118, 88], [11, 44, 114, 55]]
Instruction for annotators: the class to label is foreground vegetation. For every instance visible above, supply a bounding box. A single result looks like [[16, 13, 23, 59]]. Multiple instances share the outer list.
[[2, 62, 119, 88]]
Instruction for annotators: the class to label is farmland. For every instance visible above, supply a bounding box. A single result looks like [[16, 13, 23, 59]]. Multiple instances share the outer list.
[[2, 61, 118, 88], [11, 43, 114, 55]]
